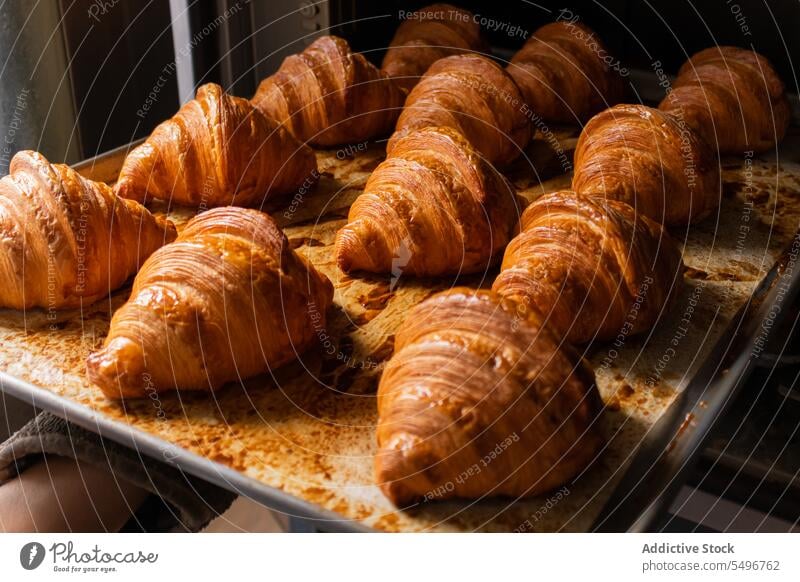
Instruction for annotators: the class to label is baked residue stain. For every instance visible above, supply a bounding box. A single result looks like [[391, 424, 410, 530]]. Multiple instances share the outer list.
[[358, 283, 394, 309], [685, 266, 748, 282], [288, 237, 325, 250], [747, 188, 771, 205], [374, 512, 401, 530], [317, 334, 377, 394], [666, 413, 696, 454], [684, 266, 708, 279], [353, 283, 395, 324], [605, 383, 636, 412], [709, 271, 745, 282], [351, 312, 373, 325]]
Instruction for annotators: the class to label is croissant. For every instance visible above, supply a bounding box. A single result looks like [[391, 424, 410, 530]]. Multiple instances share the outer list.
[[114, 83, 317, 207], [507, 21, 625, 123], [659, 46, 791, 154], [335, 126, 519, 276], [376, 288, 604, 506], [251, 35, 405, 147], [492, 191, 684, 344], [572, 104, 720, 225], [86, 207, 333, 398], [0, 151, 176, 310], [381, 3, 487, 93], [389, 54, 532, 166]]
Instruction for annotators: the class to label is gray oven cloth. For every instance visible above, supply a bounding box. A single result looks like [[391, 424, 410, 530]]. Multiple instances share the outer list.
[[0, 411, 236, 532]]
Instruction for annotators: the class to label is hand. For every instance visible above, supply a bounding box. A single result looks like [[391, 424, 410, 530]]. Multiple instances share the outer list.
[[0, 455, 148, 532]]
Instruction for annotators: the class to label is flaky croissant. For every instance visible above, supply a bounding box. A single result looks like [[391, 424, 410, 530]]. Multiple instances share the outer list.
[[0, 151, 176, 310], [251, 35, 405, 146], [572, 104, 720, 225], [335, 126, 519, 276], [114, 83, 317, 207], [86, 207, 333, 398], [376, 288, 604, 506], [659, 46, 791, 154], [507, 21, 625, 123], [493, 191, 684, 344], [381, 4, 487, 93], [389, 54, 532, 166]]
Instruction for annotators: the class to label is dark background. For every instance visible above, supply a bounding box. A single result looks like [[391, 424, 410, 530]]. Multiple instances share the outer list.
[[1, 0, 797, 163], [335, 0, 799, 79]]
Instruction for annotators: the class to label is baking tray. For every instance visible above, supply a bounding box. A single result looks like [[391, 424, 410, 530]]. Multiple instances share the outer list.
[[2, 126, 800, 532]]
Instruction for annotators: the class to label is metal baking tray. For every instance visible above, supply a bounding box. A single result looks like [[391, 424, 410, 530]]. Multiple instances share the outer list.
[[2, 125, 800, 532]]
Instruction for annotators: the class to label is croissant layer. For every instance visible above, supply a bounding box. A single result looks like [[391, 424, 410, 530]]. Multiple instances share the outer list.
[[659, 46, 790, 154], [0, 151, 176, 310], [572, 104, 720, 225], [335, 126, 519, 276], [493, 191, 684, 344], [86, 207, 333, 398], [376, 289, 604, 506], [390, 54, 532, 166], [252, 35, 405, 146], [381, 4, 487, 93], [115, 83, 317, 207], [508, 21, 625, 123]]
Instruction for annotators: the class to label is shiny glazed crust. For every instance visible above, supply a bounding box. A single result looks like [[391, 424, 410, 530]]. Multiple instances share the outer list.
[[252, 35, 405, 146], [572, 104, 720, 225], [507, 21, 626, 123], [0, 150, 176, 309], [493, 190, 685, 344], [389, 53, 532, 166], [381, 3, 487, 93], [335, 126, 519, 276], [86, 207, 334, 398], [115, 83, 317, 207], [375, 288, 604, 506], [659, 46, 791, 154]]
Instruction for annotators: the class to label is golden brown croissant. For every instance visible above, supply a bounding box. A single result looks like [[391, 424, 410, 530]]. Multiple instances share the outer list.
[[376, 288, 604, 506], [389, 54, 532, 166], [507, 21, 625, 123], [335, 126, 519, 276], [251, 35, 405, 147], [114, 83, 317, 207], [659, 46, 791, 154], [572, 104, 720, 225], [381, 4, 487, 93], [0, 151, 176, 310], [492, 191, 684, 344], [86, 207, 333, 398]]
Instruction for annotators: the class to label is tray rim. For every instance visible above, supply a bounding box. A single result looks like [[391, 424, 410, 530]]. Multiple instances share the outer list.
[[591, 228, 800, 531], [0, 371, 371, 533]]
